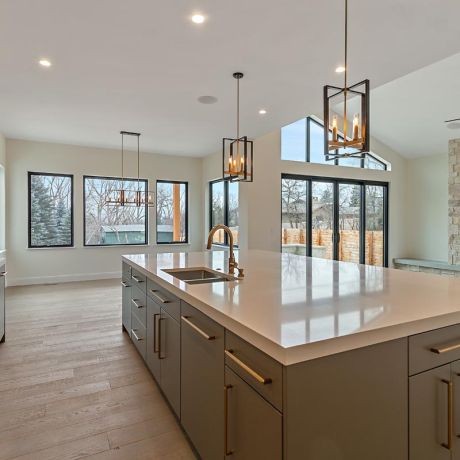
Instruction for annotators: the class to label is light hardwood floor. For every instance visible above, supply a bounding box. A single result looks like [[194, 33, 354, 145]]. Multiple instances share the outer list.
[[0, 279, 196, 460]]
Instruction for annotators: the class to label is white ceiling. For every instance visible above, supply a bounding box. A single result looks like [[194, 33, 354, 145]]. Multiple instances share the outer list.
[[0, 0, 459, 157], [370, 52, 460, 158]]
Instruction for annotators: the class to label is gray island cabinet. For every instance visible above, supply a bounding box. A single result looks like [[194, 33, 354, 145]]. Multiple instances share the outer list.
[[121, 256, 460, 460]]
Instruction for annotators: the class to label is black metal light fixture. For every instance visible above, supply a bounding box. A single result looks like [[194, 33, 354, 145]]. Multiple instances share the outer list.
[[323, 0, 370, 161], [106, 131, 155, 207], [222, 72, 253, 182]]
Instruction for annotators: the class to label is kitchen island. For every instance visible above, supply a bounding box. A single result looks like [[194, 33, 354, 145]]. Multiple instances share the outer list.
[[122, 250, 460, 460]]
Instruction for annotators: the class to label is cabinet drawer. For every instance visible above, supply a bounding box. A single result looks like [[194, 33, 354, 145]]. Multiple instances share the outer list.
[[131, 313, 146, 359], [409, 323, 460, 375], [131, 268, 146, 292], [225, 331, 283, 411], [122, 262, 131, 278], [147, 278, 180, 321], [131, 285, 147, 328]]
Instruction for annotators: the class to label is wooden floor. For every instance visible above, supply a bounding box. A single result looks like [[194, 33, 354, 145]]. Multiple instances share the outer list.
[[0, 279, 195, 460]]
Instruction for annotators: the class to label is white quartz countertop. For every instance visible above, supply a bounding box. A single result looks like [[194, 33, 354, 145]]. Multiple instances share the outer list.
[[122, 250, 460, 365]]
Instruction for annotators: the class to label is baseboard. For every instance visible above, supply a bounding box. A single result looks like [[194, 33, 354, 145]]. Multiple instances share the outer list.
[[7, 271, 121, 287]]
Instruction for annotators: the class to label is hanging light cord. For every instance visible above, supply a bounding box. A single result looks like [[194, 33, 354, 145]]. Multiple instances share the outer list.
[[343, 0, 348, 138], [137, 135, 140, 190], [236, 77, 240, 140], [121, 133, 124, 189]]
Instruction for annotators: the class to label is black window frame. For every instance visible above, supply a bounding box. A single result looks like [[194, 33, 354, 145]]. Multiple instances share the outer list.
[[209, 179, 239, 247], [281, 173, 389, 267], [156, 180, 189, 245], [282, 116, 388, 170], [28, 171, 74, 249], [83, 175, 149, 247]]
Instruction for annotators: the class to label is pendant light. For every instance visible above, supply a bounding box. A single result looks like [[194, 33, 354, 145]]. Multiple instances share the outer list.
[[222, 72, 253, 182], [323, 0, 370, 161], [106, 131, 154, 207]]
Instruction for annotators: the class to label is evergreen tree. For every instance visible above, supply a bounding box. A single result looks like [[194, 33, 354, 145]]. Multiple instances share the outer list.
[[55, 199, 72, 245]]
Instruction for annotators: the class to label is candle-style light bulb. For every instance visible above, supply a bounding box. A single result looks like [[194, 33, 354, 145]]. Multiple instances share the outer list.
[[353, 114, 359, 141], [332, 115, 338, 142]]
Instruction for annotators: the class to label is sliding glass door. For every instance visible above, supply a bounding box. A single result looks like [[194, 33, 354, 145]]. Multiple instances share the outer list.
[[281, 175, 388, 267]]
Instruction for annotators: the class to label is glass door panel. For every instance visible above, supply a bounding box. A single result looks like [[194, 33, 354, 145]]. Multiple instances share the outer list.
[[228, 182, 239, 246], [338, 183, 361, 263], [311, 181, 334, 259], [281, 178, 308, 255], [365, 185, 385, 266], [210, 181, 226, 244]]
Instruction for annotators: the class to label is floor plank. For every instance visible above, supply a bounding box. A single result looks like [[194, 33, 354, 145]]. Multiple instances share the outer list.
[[0, 279, 195, 460]]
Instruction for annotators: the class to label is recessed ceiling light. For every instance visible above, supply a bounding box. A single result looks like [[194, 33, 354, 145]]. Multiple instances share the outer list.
[[39, 59, 52, 67], [259, 109, 267, 115], [191, 14, 205, 24], [198, 95, 218, 104], [335, 65, 345, 73]]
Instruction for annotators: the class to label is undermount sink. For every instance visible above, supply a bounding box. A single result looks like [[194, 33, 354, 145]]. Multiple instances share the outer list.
[[162, 267, 234, 284]]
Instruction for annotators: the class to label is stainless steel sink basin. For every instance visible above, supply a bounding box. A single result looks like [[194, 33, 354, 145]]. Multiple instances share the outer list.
[[162, 267, 234, 284]]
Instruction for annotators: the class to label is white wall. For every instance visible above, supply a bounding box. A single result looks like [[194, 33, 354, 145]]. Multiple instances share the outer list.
[[202, 129, 408, 265], [0, 133, 6, 251], [405, 153, 448, 261], [6, 139, 203, 285]]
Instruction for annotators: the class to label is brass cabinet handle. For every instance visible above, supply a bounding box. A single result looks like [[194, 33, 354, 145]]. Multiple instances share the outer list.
[[431, 342, 460, 354], [131, 299, 143, 309], [0, 272, 7, 277], [224, 350, 272, 385], [153, 313, 160, 353], [181, 316, 215, 341], [121, 281, 129, 288], [150, 289, 170, 304], [224, 384, 233, 457], [158, 317, 165, 359], [131, 329, 142, 342], [132, 275, 143, 283], [441, 379, 453, 450]]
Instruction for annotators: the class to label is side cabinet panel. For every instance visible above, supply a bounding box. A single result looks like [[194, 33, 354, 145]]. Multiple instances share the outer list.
[[225, 367, 282, 460], [284, 338, 408, 460], [146, 298, 161, 381], [160, 310, 181, 417], [181, 301, 225, 460], [0, 266, 4, 342], [409, 364, 451, 460]]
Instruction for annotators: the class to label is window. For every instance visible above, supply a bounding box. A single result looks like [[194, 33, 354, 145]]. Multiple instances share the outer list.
[[281, 116, 388, 170], [84, 176, 148, 246], [28, 172, 74, 248], [281, 174, 388, 267], [156, 181, 188, 244], [209, 179, 239, 246]]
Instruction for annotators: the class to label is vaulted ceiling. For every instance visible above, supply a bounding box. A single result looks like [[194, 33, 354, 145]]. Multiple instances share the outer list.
[[0, 0, 459, 157]]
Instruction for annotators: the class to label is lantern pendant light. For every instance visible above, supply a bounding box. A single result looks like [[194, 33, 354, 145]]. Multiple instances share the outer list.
[[106, 131, 155, 207], [323, 0, 370, 161], [222, 72, 253, 182]]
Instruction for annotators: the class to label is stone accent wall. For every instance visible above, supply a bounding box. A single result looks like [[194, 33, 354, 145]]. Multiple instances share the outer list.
[[449, 139, 460, 264], [394, 262, 460, 278]]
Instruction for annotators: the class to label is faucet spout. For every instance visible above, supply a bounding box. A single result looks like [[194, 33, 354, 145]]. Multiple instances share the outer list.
[[206, 224, 237, 275]]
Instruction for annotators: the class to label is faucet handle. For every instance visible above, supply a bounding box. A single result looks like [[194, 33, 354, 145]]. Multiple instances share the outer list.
[[236, 267, 244, 279]]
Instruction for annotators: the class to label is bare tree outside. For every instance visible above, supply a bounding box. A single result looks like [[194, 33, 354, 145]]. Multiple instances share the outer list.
[[84, 177, 147, 245]]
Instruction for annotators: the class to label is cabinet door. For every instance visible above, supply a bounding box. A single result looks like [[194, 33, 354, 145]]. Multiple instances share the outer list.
[[146, 298, 161, 381], [451, 360, 460, 460], [409, 363, 452, 460], [181, 302, 225, 460], [225, 367, 282, 460], [0, 269, 5, 342], [121, 279, 131, 336], [160, 309, 181, 417]]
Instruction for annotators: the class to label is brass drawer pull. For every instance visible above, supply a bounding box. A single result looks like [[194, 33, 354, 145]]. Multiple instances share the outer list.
[[158, 317, 165, 359], [431, 342, 460, 354], [224, 384, 233, 456], [150, 289, 170, 304], [131, 329, 143, 342], [225, 350, 272, 385], [441, 379, 453, 450], [121, 281, 129, 288], [132, 275, 143, 283], [0, 272, 7, 277], [153, 313, 160, 353], [181, 316, 215, 341], [131, 299, 143, 309]]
